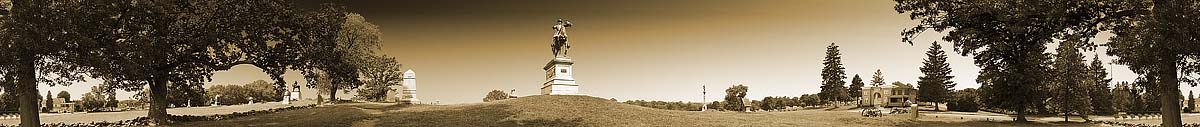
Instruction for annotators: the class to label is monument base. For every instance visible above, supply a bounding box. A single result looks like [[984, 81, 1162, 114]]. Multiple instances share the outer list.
[[542, 83, 580, 95], [541, 56, 580, 95]]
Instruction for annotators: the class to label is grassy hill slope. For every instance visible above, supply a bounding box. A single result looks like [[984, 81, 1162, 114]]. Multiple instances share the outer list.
[[171, 95, 1102, 127], [376, 95, 912, 127]]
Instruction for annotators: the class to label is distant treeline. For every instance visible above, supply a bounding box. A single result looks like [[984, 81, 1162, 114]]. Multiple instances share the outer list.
[[622, 100, 705, 111], [622, 94, 825, 112]]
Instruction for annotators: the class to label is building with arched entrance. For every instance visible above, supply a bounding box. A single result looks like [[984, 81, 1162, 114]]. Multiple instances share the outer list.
[[860, 83, 916, 107]]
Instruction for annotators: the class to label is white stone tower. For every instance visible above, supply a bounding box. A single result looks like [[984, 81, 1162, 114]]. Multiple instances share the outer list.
[[702, 85, 707, 111], [401, 69, 419, 103]]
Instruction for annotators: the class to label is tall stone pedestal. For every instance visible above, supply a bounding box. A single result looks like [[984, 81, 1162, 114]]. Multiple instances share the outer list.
[[542, 57, 579, 95], [401, 69, 418, 104]]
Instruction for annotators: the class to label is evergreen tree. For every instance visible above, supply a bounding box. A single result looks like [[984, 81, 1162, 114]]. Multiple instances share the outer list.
[[866, 69, 885, 105], [870, 69, 885, 87], [42, 91, 52, 112], [818, 43, 849, 103], [1190, 91, 1196, 113], [1087, 55, 1114, 114], [1050, 41, 1092, 122], [1111, 82, 1134, 112], [917, 42, 955, 111], [849, 75, 864, 104]]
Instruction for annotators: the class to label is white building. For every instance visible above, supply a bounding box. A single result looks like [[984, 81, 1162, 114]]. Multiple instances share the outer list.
[[400, 69, 419, 104], [860, 83, 916, 107]]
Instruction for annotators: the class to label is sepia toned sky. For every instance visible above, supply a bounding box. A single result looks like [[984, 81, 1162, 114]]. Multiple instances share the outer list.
[[40, 0, 1163, 104]]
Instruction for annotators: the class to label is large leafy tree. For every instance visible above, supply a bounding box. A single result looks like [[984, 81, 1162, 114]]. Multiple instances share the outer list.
[[1050, 40, 1092, 122], [295, 10, 381, 105], [819, 43, 849, 103], [1106, 0, 1200, 125], [0, 0, 92, 125], [894, 0, 1138, 121], [74, 0, 314, 124], [917, 42, 955, 111], [56, 91, 70, 101], [723, 84, 749, 111], [356, 55, 402, 102], [483, 90, 510, 102]]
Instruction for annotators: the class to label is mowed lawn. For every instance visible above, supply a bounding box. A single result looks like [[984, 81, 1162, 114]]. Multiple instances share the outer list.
[[172, 95, 1105, 127]]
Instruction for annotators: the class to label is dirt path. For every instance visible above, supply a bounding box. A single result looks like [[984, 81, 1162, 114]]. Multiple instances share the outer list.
[[347, 103, 395, 127]]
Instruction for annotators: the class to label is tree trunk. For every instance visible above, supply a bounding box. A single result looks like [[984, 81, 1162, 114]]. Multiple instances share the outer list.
[[1158, 55, 1182, 127], [1153, 0, 1183, 126], [16, 54, 39, 127], [1063, 114, 1069, 122], [1015, 105, 1028, 122], [328, 86, 337, 105], [148, 77, 170, 125]]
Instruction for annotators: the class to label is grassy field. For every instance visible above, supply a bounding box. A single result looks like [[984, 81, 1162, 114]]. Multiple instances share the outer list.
[[171, 95, 1106, 127]]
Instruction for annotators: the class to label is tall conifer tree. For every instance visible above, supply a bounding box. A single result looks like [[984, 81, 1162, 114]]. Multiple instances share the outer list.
[[849, 75, 865, 104], [1051, 41, 1092, 122], [819, 43, 849, 104], [917, 42, 955, 111], [1087, 54, 1113, 114]]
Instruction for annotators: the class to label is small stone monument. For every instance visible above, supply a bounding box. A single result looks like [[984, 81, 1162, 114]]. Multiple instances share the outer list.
[[282, 95, 291, 104], [290, 82, 301, 101], [542, 18, 581, 95], [508, 89, 518, 98], [213, 95, 221, 106]]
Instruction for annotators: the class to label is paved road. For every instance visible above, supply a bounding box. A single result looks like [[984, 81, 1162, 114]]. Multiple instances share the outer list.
[[0, 100, 315, 125]]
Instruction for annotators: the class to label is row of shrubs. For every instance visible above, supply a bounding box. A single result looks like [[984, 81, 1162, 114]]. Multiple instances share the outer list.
[[1, 104, 316, 127]]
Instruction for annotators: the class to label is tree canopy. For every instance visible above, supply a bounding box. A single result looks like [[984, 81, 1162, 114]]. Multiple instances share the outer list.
[[356, 55, 403, 102], [894, 0, 1140, 121], [483, 90, 510, 102], [723, 84, 749, 111]]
